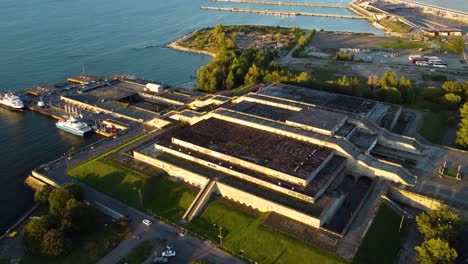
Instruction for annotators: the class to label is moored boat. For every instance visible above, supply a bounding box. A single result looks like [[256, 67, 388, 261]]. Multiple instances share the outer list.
[[0, 92, 24, 111], [55, 116, 91, 136]]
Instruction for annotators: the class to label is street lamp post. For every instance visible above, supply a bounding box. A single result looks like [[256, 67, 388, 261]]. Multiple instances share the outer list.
[[213, 224, 223, 245], [134, 187, 143, 209]]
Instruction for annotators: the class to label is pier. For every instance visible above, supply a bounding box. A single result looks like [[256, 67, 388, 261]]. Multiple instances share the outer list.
[[200, 6, 365, 19], [209, 0, 347, 9], [378, 0, 468, 23]]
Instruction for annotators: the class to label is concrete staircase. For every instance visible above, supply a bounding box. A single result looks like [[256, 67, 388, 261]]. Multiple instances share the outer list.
[[336, 179, 389, 259], [182, 180, 217, 222]]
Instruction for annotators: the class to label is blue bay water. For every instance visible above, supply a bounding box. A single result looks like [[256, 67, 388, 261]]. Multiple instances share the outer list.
[[0, 0, 459, 231]]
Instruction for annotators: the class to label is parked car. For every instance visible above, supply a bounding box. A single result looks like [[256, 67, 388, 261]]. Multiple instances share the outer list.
[[154, 257, 168, 263], [142, 219, 152, 226], [162, 250, 176, 257]]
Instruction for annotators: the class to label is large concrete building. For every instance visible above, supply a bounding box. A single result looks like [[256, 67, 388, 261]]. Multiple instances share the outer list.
[[133, 83, 452, 234]]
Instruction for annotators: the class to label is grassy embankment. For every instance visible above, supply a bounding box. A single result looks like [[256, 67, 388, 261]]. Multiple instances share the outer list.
[[25, 218, 129, 264], [117, 240, 154, 264], [352, 204, 408, 264], [377, 38, 429, 50], [380, 21, 411, 34], [188, 198, 348, 264], [68, 132, 197, 223]]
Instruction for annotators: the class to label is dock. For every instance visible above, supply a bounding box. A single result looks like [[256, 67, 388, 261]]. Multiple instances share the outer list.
[[209, 0, 347, 8], [200, 6, 364, 19]]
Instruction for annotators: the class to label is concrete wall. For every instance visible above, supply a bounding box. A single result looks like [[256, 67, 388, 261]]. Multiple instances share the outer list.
[[185, 180, 217, 221], [152, 144, 314, 203], [31, 170, 60, 188], [387, 187, 443, 211], [216, 182, 321, 227], [133, 151, 209, 187], [319, 194, 346, 226]]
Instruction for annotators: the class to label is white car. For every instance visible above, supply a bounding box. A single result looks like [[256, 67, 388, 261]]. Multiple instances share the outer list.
[[162, 250, 176, 257], [142, 219, 152, 226]]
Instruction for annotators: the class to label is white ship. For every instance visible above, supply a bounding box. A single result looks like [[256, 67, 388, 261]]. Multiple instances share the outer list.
[[0, 93, 24, 111], [56, 116, 91, 136]]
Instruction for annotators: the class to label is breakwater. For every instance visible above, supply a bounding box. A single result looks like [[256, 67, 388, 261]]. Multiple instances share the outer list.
[[200, 6, 365, 19], [209, 0, 347, 8]]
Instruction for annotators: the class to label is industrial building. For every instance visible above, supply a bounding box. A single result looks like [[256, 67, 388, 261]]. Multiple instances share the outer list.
[[132, 83, 443, 235]]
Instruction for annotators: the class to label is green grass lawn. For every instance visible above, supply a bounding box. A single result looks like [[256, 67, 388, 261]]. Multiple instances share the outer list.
[[25, 221, 129, 264], [69, 159, 197, 223], [352, 204, 407, 264], [188, 198, 347, 264], [380, 21, 411, 34], [377, 38, 428, 50], [117, 240, 154, 264], [418, 110, 452, 144]]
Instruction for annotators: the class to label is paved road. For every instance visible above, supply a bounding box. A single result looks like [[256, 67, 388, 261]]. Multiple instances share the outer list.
[[35, 127, 244, 264]]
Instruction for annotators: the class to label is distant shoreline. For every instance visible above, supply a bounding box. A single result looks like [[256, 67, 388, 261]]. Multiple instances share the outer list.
[[166, 30, 216, 57]]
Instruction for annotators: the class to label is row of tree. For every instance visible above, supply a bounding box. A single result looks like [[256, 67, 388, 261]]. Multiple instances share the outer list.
[[23, 184, 97, 257], [291, 29, 315, 57], [456, 103, 468, 149], [415, 206, 461, 264], [323, 71, 415, 104], [197, 24, 312, 92]]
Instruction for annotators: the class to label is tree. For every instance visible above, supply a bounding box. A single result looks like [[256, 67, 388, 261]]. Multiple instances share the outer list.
[[61, 198, 96, 233], [447, 37, 465, 54], [456, 118, 468, 149], [48, 187, 73, 217], [442, 81, 463, 95], [62, 183, 83, 201], [416, 206, 461, 243], [225, 70, 235, 90], [23, 215, 56, 254], [441, 93, 461, 109], [34, 185, 53, 205], [380, 71, 398, 88], [244, 64, 262, 86], [275, 33, 281, 43], [40, 229, 71, 257], [399, 75, 414, 104], [367, 75, 379, 90], [415, 238, 457, 264]]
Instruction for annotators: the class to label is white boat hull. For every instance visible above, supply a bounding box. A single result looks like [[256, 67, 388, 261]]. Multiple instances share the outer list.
[[55, 122, 91, 136]]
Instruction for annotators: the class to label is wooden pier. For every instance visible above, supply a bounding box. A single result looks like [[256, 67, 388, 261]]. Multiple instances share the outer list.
[[200, 6, 364, 19], [209, 0, 347, 8]]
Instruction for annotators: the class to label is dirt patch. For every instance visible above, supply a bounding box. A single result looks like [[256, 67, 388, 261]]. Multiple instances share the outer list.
[[309, 32, 391, 51]]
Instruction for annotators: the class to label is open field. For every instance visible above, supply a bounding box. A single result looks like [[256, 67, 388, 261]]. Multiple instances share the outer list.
[[309, 32, 427, 51], [352, 204, 407, 264], [188, 198, 348, 264], [69, 158, 197, 223], [117, 240, 154, 264], [25, 220, 129, 264]]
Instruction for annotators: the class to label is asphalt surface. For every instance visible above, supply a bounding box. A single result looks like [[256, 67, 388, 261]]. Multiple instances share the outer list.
[[34, 127, 244, 264]]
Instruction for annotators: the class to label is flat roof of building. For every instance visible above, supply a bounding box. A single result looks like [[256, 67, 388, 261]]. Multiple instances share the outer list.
[[64, 93, 160, 122], [85, 81, 143, 101], [288, 108, 346, 132], [231, 101, 346, 133], [230, 101, 295, 122], [172, 117, 334, 179], [257, 83, 376, 116]]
